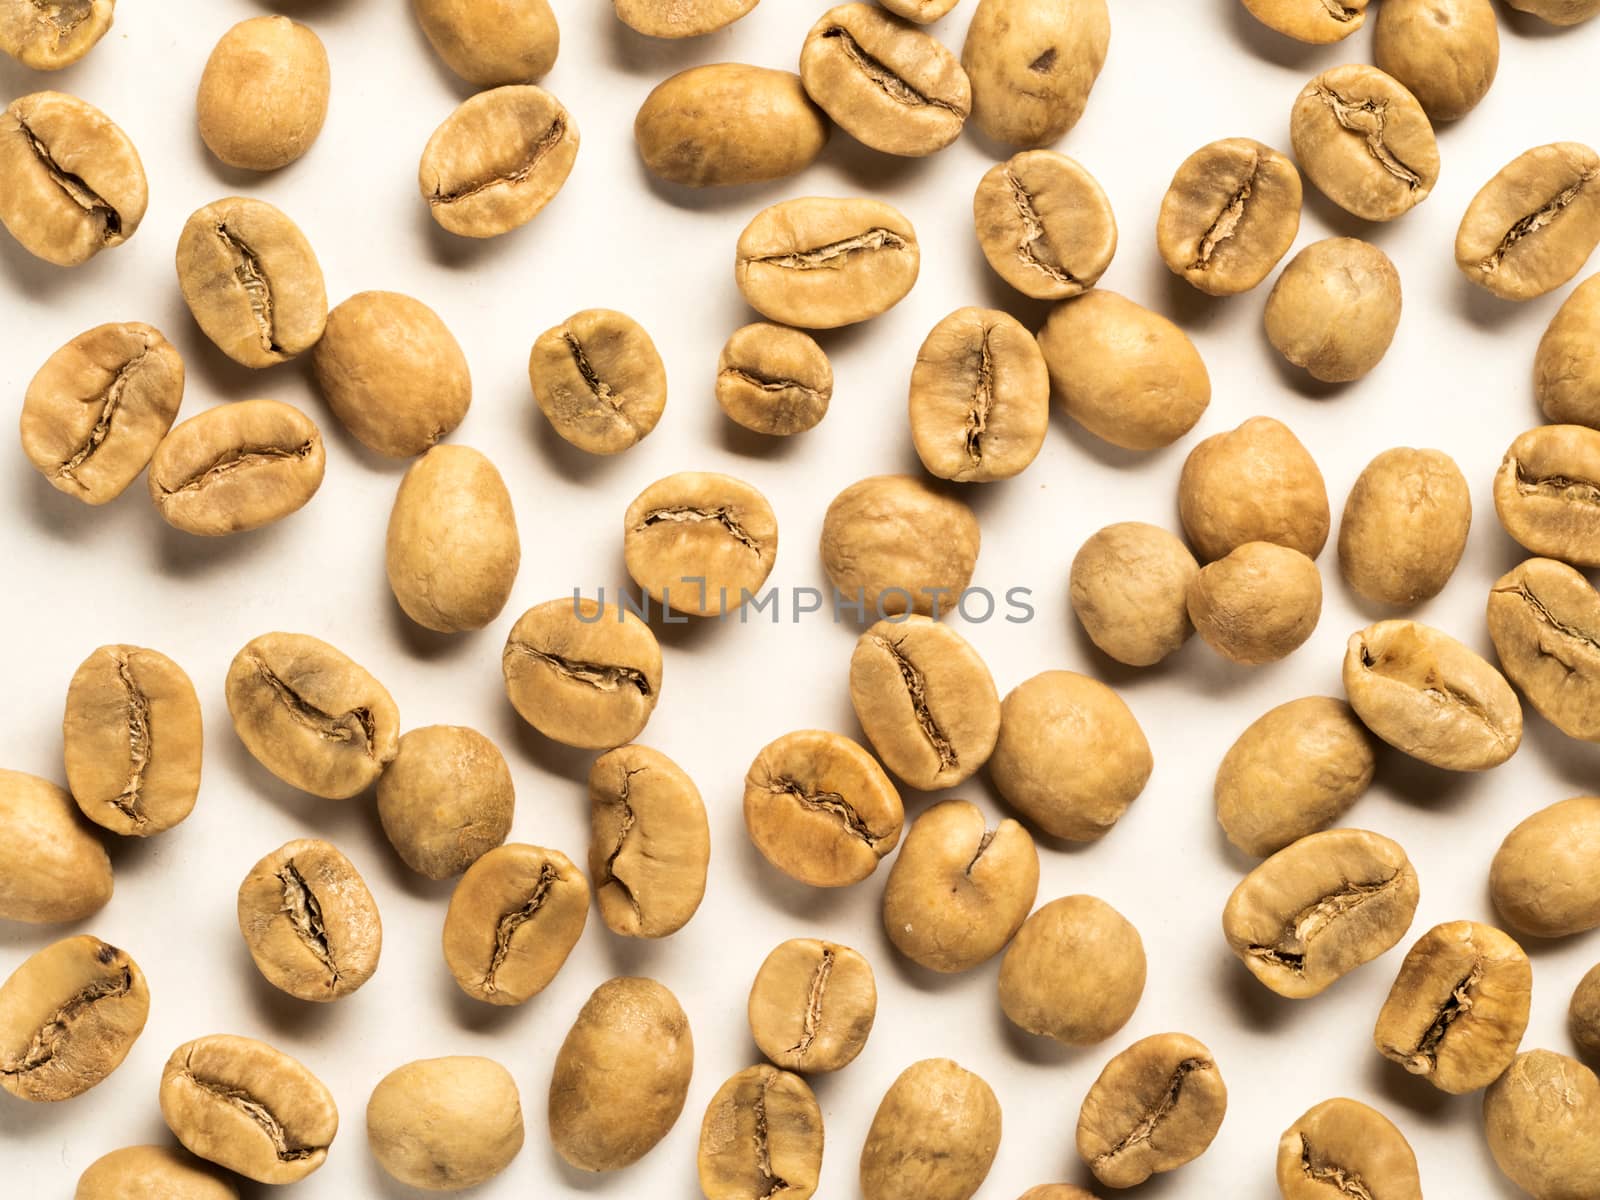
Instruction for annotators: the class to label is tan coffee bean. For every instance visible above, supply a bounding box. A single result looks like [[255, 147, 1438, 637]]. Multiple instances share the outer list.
[[614, 0, 757, 37], [1076, 1033, 1225, 1188], [1491, 796, 1600, 938], [1488, 558, 1600, 742], [881, 0, 958, 21], [820, 476, 980, 618], [698, 1065, 823, 1200], [1374, 0, 1498, 123], [22, 323, 184, 506], [989, 670, 1151, 841], [1016, 1188, 1098, 1200], [1, 0, 113, 69], [63, 644, 203, 837], [1240, 0, 1368, 42], [0, 91, 146, 267], [1276, 1098, 1421, 1200], [0, 935, 147, 1102], [624, 472, 778, 616], [1340, 448, 1472, 605], [1215, 698, 1375, 858], [176, 198, 326, 369], [367, 1056, 523, 1190], [588, 743, 709, 938], [530, 308, 666, 455], [196, 18, 328, 171], [1290, 65, 1438, 222], [1069, 523, 1198, 667], [502, 598, 662, 749], [414, 0, 558, 86], [974, 151, 1116, 301], [1343, 620, 1523, 770], [909, 307, 1049, 482], [420, 85, 579, 238], [378, 726, 513, 880], [1157, 138, 1302, 296], [159, 1034, 338, 1185], [226, 632, 400, 798], [717, 324, 832, 436], [744, 729, 903, 887], [636, 65, 827, 187], [549, 977, 693, 1171], [1495, 425, 1600, 566], [1506, 0, 1600, 21], [1223, 827, 1420, 999], [800, 4, 970, 157], [1457, 143, 1600, 301], [1187, 542, 1322, 666], [1265, 238, 1402, 382], [961, 0, 1109, 147], [1537, 274, 1600, 428], [1483, 1050, 1600, 1200], [75, 1145, 237, 1200], [1179, 416, 1329, 561], [1036, 290, 1211, 451], [1572, 964, 1600, 1061], [999, 895, 1144, 1045], [443, 843, 589, 1004], [748, 938, 876, 1073], [860, 1059, 1001, 1200], [883, 799, 1037, 973], [0, 769, 111, 923], [1373, 920, 1531, 1094]]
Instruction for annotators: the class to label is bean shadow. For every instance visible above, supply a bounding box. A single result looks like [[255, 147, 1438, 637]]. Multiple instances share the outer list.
[[11, 460, 109, 543], [250, 0, 364, 14], [995, 1001, 1092, 1067], [636, 157, 797, 216], [436, 961, 541, 1034], [1257, 320, 1356, 400], [1219, 0, 1338, 68], [717, 418, 815, 460], [1369, 743, 1482, 812], [357, 800, 455, 903], [733, 818, 863, 925], [1451, 274, 1531, 333], [1497, 8, 1585, 39], [212, 726, 375, 836], [1220, 955, 1304, 1033], [531, 409, 635, 485], [398, 4, 483, 101], [505, 713, 596, 787], [382, 592, 483, 665], [0, 226, 91, 300], [815, 128, 940, 194], [416, 205, 510, 271], [1155, 267, 1229, 333], [151, 511, 298, 580], [598, 929, 671, 978], [239, 942, 341, 1038], [1051, 404, 1168, 471], [600, 12, 714, 77], [1520, 714, 1600, 794], [1364, 1051, 1458, 1122]]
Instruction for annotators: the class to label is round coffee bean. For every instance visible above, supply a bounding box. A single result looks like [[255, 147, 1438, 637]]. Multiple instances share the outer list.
[[378, 725, 513, 880], [974, 150, 1116, 301], [1494, 424, 1600, 566], [414, 0, 558, 86], [1457, 143, 1600, 301], [1187, 542, 1322, 666], [1489, 558, 1600, 742], [0, 769, 112, 924], [961, 0, 1109, 146], [717, 324, 832, 436], [1571, 963, 1600, 1061], [1069, 523, 1198, 667], [697, 1065, 823, 1200], [1277, 1098, 1421, 1200], [1157, 138, 1301, 295], [748, 938, 877, 1074], [1374, 0, 1498, 122], [1265, 238, 1402, 382], [1, 0, 114, 69], [1241, 0, 1368, 42], [75, 1145, 237, 1200], [1536, 273, 1600, 428], [1179, 416, 1329, 561], [529, 308, 666, 455], [820, 475, 980, 618], [1290, 65, 1438, 222], [196, 17, 328, 171], [1491, 796, 1600, 938], [1076, 1033, 1225, 1188], [636, 64, 827, 187], [860, 1059, 1001, 1200], [367, 1056, 523, 1190], [999, 895, 1144, 1045], [1484, 1051, 1600, 1200], [624, 471, 778, 616], [1340, 448, 1472, 606]]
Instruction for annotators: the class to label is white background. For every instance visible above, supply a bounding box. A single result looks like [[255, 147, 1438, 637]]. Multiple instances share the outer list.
[[3, 1, 1599, 1197]]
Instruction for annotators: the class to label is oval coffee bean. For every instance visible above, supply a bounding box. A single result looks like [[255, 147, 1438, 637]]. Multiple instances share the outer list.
[[1265, 237, 1402, 382], [1223, 827, 1420, 999], [236, 838, 382, 1003], [225, 631, 400, 798], [1187, 542, 1322, 666], [529, 308, 666, 454], [22, 323, 184, 506], [63, 644, 203, 837], [1340, 447, 1472, 606], [1277, 1097, 1421, 1200], [1290, 65, 1438, 222], [1457, 143, 1600, 301], [414, 0, 558, 86], [1495, 424, 1600, 566], [716, 323, 832, 436], [1373, 920, 1531, 1094], [0, 91, 146, 267], [1157, 138, 1302, 296], [159, 1034, 338, 1185], [1344, 619, 1522, 769], [1070, 523, 1198, 667], [1537, 273, 1600, 428], [961, 0, 1109, 147], [367, 1056, 523, 1190], [1178, 415, 1329, 561], [1076, 1033, 1225, 1188], [1240, 0, 1368, 42], [747, 938, 877, 1074], [820, 475, 980, 617], [882, 0, 956, 17], [0, 769, 112, 923], [860, 1058, 1001, 1200], [548, 976, 693, 1172], [0, 935, 148, 1102], [614, 0, 757, 37], [1, 0, 114, 69], [1374, 0, 1498, 123], [735, 197, 920, 329], [999, 895, 1145, 1045], [973, 150, 1116, 301], [1506, 0, 1600, 21], [378, 725, 514, 880], [1491, 796, 1600, 938], [443, 843, 589, 1004], [1572, 964, 1600, 1061], [420, 85, 579, 238], [196, 17, 329, 171], [1489, 558, 1600, 741], [697, 1065, 823, 1200], [1484, 1050, 1600, 1200], [624, 471, 778, 616], [75, 1145, 237, 1200]]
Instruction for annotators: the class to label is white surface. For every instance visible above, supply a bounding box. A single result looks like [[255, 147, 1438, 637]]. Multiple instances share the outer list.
[[3, 2, 1599, 1197]]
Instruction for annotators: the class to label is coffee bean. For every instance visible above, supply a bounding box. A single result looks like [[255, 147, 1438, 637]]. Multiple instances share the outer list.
[[367, 1056, 523, 1190], [1505, 0, 1600, 22], [1340, 448, 1472, 605], [1276, 1097, 1421, 1200], [1537, 273, 1600, 428], [1484, 1051, 1600, 1199], [75, 1145, 236, 1200], [414, 0, 558, 86], [0, 769, 112, 923], [882, 0, 957, 19], [529, 308, 666, 454], [1070, 523, 1198, 667], [716, 323, 832, 436], [697, 1065, 823, 1200], [1488, 557, 1600, 742], [1157, 138, 1302, 295], [1179, 416, 1329, 561], [1017, 1188, 1097, 1200], [1, 0, 113, 69], [974, 150, 1117, 301], [1290, 65, 1438, 221], [624, 471, 778, 616], [1491, 795, 1600, 937], [747, 937, 876, 1073], [860, 1059, 1001, 1200], [1495, 424, 1600, 565], [378, 725, 514, 880], [1374, 0, 1498, 122], [999, 895, 1145, 1045], [1188, 542, 1322, 665], [962, 0, 1109, 146], [1265, 238, 1402, 382], [1240, 0, 1368, 42], [820, 475, 980, 617], [1571, 964, 1600, 1061], [197, 17, 328, 171], [1457, 143, 1600, 300], [1076, 1033, 1225, 1188], [614, 0, 757, 37]]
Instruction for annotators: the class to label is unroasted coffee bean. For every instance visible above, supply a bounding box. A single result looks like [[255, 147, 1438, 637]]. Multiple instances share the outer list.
[[420, 85, 579, 238], [1491, 796, 1600, 938], [1265, 238, 1402, 382], [636, 65, 827, 187], [414, 0, 558, 86], [1223, 827, 1420, 998], [1277, 1097, 1421, 1200], [0, 769, 112, 923], [1179, 416, 1329, 561], [1537, 274, 1600, 428], [614, 0, 757, 37], [1188, 542, 1322, 665], [1506, 0, 1600, 21], [588, 743, 709, 938], [1483, 1050, 1600, 1200], [999, 895, 1144, 1044], [22, 323, 184, 506], [1, 0, 113, 69], [367, 1056, 523, 1190], [1157, 138, 1302, 296], [1069, 523, 1198, 667], [961, 0, 1109, 147], [974, 150, 1116, 301], [748, 938, 876, 1073], [1343, 619, 1523, 770], [1373, 920, 1531, 1094], [530, 308, 666, 455], [1340, 448, 1472, 605], [882, 0, 957, 21], [989, 670, 1151, 841], [1240, 0, 1367, 42], [0, 935, 147, 1101], [883, 800, 1037, 973], [443, 843, 588, 1004], [197, 17, 329, 171], [1374, 0, 1498, 122], [1216, 698, 1375, 858], [1076, 1033, 1225, 1188], [159, 1034, 338, 1185], [64, 644, 203, 837], [1495, 425, 1600, 566], [744, 729, 903, 887], [1036, 290, 1211, 451], [1457, 143, 1600, 301], [1290, 65, 1438, 222], [698, 1065, 823, 1200], [820, 476, 979, 617], [549, 977, 693, 1171], [0, 91, 146, 267], [717, 324, 832, 436], [75, 1145, 237, 1200], [800, 4, 970, 157], [860, 1058, 1001, 1200], [1572, 964, 1600, 1061], [624, 472, 778, 616], [1017, 1189, 1097, 1200], [378, 726, 513, 880], [909, 307, 1049, 482], [1489, 558, 1600, 741]]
